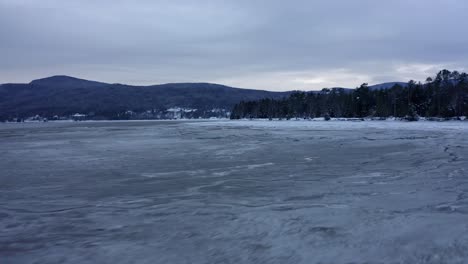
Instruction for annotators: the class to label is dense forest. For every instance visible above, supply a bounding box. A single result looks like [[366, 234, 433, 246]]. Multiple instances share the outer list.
[[231, 70, 468, 120]]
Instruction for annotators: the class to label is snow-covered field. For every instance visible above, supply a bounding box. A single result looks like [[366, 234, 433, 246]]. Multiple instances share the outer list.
[[1, 120, 468, 263]]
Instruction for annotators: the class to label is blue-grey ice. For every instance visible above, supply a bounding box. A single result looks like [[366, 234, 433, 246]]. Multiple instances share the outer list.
[[1, 120, 468, 263]]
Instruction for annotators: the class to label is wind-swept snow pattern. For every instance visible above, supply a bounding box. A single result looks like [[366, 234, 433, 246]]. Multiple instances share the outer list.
[[1, 120, 468, 263]]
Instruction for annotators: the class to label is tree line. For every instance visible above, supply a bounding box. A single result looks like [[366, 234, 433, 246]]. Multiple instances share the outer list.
[[230, 70, 468, 120]]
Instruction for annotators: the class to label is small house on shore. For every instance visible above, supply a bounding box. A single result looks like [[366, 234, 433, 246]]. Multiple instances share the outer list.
[[72, 113, 87, 121]]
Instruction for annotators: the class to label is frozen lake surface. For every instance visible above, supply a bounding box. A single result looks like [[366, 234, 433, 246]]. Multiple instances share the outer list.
[[1, 120, 468, 263]]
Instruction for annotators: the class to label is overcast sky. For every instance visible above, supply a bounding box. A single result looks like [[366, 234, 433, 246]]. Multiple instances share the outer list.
[[1, 0, 467, 90]]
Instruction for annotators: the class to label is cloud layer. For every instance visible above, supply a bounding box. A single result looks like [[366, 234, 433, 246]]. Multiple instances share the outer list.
[[1, 0, 467, 90]]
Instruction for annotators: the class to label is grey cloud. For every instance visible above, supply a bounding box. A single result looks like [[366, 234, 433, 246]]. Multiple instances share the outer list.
[[1, 0, 467, 90]]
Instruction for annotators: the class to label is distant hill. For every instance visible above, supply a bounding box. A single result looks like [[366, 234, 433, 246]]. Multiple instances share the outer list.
[[30, 75, 109, 89], [0, 76, 291, 120], [317, 82, 407, 94], [369, 82, 408, 90], [0, 75, 409, 120]]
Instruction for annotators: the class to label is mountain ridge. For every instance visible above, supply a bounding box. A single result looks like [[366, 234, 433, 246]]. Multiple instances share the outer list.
[[0, 75, 409, 121], [0, 75, 291, 120], [3, 75, 407, 92]]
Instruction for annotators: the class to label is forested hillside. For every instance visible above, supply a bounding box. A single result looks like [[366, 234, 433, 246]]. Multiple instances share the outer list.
[[231, 70, 468, 120], [0, 76, 290, 121]]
